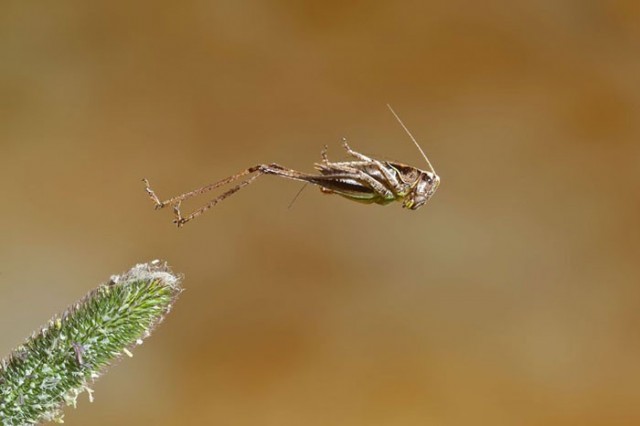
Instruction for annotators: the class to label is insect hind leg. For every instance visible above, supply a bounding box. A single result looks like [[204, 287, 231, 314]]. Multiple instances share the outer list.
[[169, 163, 305, 226], [173, 171, 263, 226], [143, 165, 261, 211], [142, 178, 164, 209]]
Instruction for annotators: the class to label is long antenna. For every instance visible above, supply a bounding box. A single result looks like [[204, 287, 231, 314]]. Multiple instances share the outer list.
[[287, 183, 308, 209], [386, 104, 436, 174]]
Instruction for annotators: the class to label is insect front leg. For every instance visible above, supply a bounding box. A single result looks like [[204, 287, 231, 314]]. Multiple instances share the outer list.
[[345, 169, 395, 199], [315, 164, 395, 200], [369, 162, 408, 195], [320, 145, 330, 164], [341, 139, 407, 195], [341, 138, 373, 162]]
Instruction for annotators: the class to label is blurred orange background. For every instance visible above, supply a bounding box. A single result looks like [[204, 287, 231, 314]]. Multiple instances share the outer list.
[[1, 1, 639, 425]]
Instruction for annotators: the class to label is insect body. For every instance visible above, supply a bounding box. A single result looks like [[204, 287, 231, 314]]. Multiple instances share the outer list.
[[143, 105, 440, 227], [312, 140, 439, 209]]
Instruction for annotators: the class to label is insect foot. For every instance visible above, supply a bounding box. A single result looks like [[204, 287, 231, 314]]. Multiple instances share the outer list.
[[142, 179, 165, 209]]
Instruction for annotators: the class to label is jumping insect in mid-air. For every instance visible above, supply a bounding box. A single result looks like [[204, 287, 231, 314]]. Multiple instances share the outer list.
[[143, 105, 441, 227]]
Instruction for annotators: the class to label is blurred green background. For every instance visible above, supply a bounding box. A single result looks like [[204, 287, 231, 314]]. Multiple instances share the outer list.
[[1, 1, 639, 425]]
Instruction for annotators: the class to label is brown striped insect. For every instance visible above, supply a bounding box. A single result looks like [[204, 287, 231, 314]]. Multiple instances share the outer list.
[[143, 105, 440, 227]]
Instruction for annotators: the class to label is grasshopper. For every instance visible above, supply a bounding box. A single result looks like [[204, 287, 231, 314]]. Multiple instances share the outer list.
[[143, 105, 440, 227]]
